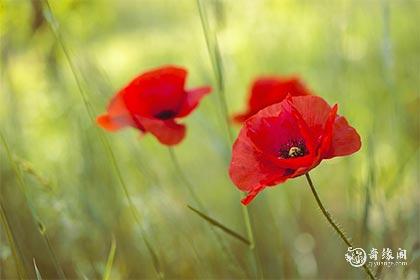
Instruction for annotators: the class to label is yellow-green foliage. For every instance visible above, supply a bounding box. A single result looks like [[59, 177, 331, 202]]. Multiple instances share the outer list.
[[0, 0, 418, 279]]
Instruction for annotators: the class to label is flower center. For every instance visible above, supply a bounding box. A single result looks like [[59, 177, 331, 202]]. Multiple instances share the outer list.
[[154, 110, 176, 120], [288, 146, 304, 158], [279, 139, 307, 159]]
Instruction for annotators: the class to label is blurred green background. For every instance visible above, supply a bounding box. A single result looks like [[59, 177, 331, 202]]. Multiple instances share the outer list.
[[0, 0, 419, 279]]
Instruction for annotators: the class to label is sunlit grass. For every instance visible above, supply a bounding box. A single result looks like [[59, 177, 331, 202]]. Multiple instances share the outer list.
[[0, 0, 418, 279]]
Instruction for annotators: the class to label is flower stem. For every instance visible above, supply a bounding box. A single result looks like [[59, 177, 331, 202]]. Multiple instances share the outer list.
[[304, 173, 375, 280]]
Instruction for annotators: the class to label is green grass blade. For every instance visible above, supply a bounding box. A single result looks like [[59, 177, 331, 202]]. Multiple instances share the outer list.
[[102, 236, 116, 280], [33, 258, 43, 280], [168, 148, 205, 209], [37, 221, 66, 279], [196, 0, 233, 142], [187, 205, 250, 246], [361, 136, 375, 246], [1, 131, 65, 279], [169, 148, 247, 276], [14, 156, 54, 193], [0, 200, 27, 279], [41, 2, 165, 277], [0, 133, 28, 279], [195, 1, 260, 276]]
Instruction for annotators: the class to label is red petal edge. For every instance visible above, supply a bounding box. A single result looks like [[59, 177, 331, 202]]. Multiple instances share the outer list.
[[96, 90, 137, 132], [177, 86, 212, 117], [241, 187, 265, 205], [324, 115, 362, 158], [136, 117, 186, 146]]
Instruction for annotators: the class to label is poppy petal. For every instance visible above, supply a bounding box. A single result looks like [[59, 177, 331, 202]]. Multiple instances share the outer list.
[[97, 114, 126, 131], [319, 104, 338, 157], [246, 102, 318, 170], [229, 126, 286, 193], [245, 103, 300, 154], [233, 76, 312, 123], [136, 116, 186, 146], [241, 186, 265, 205], [283, 99, 317, 155], [232, 112, 253, 123], [324, 115, 361, 158], [290, 95, 332, 137], [248, 77, 310, 111], [123, 66, 187, 117], [229, 94, 362, 205], [96, 91, 137, 131], [177, 86, 212, 117]]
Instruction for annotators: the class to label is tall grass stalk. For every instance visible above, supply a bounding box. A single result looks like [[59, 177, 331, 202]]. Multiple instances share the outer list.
[[33, 258, 43, 280], [196, 0, 233, 142], [187, 205, 250, 246], [0, 199, 27, 279], [102, 236, 116, 280], [134, 144, 231, 276], [15, 157, 54, 193], [380, 0, 395, 91], [168, 148, 205, 209], [168, 147, 248, 277], [380, 0, 400, 141], [37, 221, 66, 279], [0, 132, 27, 279], [361, 136, 375, 246], [305, 173, 375, 280], [42, 1, 164, 277], [195, 1, 261, 277], [1, 131, 63, 278]]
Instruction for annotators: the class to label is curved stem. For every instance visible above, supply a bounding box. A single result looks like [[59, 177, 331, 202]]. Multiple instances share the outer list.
[[305, 173, 375, 280]]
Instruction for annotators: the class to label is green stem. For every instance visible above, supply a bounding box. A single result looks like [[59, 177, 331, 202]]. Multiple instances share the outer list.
[[1, 132, 63, 278], [195, 0, 233, 142], [168, 148, 204, 209], [102, 236, 116, 280], [39, 226, 66, 279], [187, 205, 250, 246], [168, 148, 248, 277], [0, 200, 27, 279], [195, 1, 261, 276], [42, 1, 164, 278], [305, 173, 375, 280]]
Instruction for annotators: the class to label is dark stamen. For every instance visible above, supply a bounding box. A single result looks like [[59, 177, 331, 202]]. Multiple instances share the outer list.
[[154, 110, 176, 120], [279, 139, 307, 159]]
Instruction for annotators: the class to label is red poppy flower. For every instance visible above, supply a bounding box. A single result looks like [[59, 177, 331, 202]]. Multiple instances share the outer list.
[[233, 76, 312, 123], [97, 66, 212, 145], [229, 95, 361, 205]]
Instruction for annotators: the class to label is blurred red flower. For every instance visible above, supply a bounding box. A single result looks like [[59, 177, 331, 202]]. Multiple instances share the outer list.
[[233, 76, 312, 123], [229, 95, 361, 205], [97, 66, 212, 145]]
